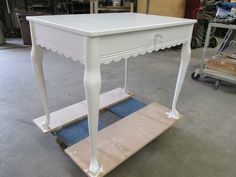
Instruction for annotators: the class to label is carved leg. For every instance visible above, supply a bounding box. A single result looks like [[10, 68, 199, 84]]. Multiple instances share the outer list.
[[31, 45, 50, 129], [166, 41, 191, 119], [84, 38, 101, 177], [123, 58, 129, 93]]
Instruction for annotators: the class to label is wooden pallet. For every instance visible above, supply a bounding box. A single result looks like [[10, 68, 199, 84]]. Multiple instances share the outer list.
[[33, 88, 132, 133], [65, 102, 178, 177]]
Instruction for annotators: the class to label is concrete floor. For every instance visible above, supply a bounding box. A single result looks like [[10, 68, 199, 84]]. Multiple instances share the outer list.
[[0, 42, 236, 177]]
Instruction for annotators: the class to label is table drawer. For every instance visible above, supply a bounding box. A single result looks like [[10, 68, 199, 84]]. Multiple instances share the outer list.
[[100, 25, 192, 57]]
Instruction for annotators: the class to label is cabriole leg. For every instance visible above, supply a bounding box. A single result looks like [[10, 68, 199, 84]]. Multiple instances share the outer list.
[[166, 41, 191, 119], [84, 37, 101, 177], [123, 58, 129, 93], [31, 45, 50, 129]]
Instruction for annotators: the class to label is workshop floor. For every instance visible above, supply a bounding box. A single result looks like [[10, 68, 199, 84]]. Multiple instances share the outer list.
[[0, 40, 235, 177]]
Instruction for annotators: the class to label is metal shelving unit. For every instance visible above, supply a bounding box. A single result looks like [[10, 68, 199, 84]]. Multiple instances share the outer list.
[[192, 22, 236, 88]]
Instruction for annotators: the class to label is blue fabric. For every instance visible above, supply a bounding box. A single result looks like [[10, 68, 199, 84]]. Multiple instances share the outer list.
[[55, 118, 105, 146], [54, 98, 146, 146], [108, 98, 146, 118], [217, 2, 236, 10]]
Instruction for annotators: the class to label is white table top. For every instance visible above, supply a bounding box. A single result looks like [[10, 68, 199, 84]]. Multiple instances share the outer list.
[[27, 13, 196, 37]]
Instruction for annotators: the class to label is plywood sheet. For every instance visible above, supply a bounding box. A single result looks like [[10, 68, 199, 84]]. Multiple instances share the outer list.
[[137, 0, 186, 17], [33, 88, 132, 133], [65, 102, 178, 176], [206, 57, 236, 76]]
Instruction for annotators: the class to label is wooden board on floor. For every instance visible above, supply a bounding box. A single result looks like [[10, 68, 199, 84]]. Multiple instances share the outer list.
[[33, 88, 132, 133], [65, 102, 179, 177]]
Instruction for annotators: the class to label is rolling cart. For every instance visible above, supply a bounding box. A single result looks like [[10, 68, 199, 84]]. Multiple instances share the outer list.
[[192, 22, 236, 89], [190, 0, 218, 49]]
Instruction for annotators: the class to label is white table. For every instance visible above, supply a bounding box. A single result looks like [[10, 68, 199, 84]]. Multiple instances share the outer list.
[[27, 13, 196, 176]]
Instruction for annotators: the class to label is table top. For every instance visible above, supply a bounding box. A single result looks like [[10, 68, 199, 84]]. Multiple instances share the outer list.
[[27, 13, 196, 37]]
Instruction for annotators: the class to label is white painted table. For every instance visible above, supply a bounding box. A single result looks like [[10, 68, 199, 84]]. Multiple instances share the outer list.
[[27, 13, 196, 176]]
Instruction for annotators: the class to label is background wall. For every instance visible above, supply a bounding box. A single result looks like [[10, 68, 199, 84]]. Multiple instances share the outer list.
[[137, 0, 186, 17]]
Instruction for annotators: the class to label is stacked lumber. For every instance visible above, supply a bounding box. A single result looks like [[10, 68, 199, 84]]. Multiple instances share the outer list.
[[206, 56, 236, 76]]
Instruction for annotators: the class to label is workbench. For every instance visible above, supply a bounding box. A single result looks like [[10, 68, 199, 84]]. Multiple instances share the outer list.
[[27, 13, 196, 177]]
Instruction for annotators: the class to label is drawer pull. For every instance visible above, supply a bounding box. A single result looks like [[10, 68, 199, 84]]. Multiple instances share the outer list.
[[154, 34, 163, 43]]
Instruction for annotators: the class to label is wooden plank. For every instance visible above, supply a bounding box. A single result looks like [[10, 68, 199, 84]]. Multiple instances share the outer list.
[[138, 0, 186, 17], [65, 102, 178, 177], [33, 88, 132, 133], [206, 57, 236, 76]]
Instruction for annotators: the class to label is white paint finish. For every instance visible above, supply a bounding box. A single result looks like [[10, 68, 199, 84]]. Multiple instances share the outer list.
[[27, 15, 194, 65], [166, 41, 191, 119], [30, 23, 51, 130], [27, 13, 196, 37], [100, 38, 188, 65], [99, 25, 191, 58], [123, 59, 129, 93], [33, 23, 85, 64], [83, 37, 101, 176], [28, 13, 196, 177]]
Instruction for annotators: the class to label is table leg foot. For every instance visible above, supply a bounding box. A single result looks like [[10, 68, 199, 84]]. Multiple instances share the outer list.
[[165, 110, 182, 119], [87, 164, 103, 177], [42, 120, 50, 130]]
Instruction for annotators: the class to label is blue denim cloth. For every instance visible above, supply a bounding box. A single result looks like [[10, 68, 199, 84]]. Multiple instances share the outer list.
[[55, 118, 105, 146], [108, 98, 146, 118], [54, 98, 146, 146], [217, 2, 236, 10]]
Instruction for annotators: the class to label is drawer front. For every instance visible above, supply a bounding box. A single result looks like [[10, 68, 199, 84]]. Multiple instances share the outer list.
[[100, 25, 192, 57]]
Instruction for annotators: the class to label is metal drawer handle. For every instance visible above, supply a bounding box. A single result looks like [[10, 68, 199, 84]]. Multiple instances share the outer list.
[[154, 34, 163, 43]]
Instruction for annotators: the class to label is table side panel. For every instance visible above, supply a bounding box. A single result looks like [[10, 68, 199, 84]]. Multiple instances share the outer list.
[[32, 23, 85, 63], [99, 25, 193, 64]]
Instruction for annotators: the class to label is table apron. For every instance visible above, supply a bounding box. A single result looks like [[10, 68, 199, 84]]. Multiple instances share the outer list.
[[31, 22, 193, 65], [100, 25, 192, 64]]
